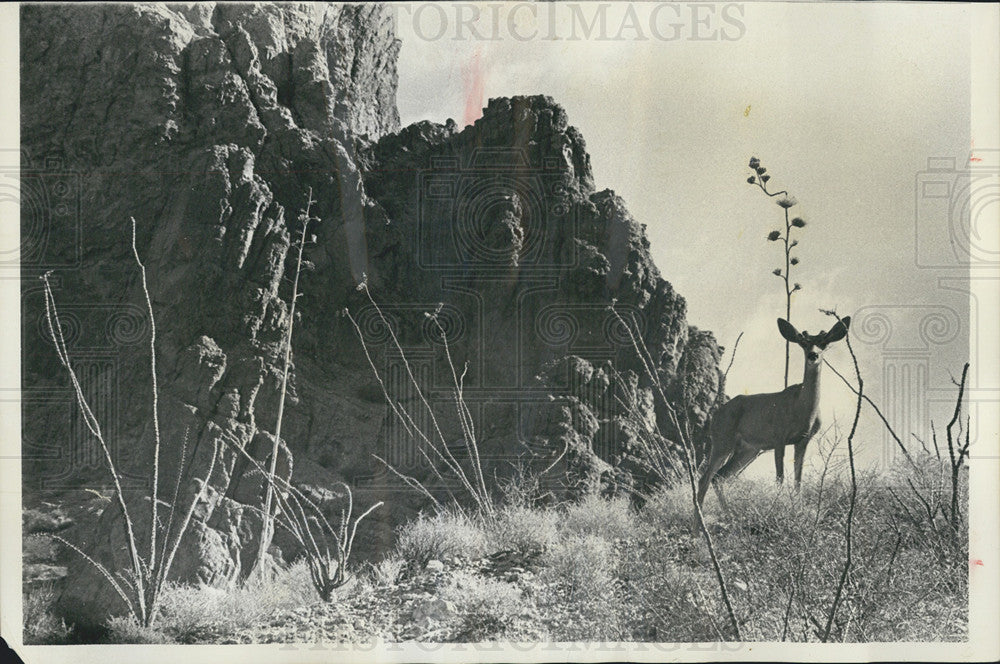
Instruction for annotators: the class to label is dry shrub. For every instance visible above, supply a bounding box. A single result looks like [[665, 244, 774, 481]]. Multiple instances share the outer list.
[[714, 477, 816, 549], [396, 509, 490, 566], [370, 556, 407, 587], [622, 543, 728, 642], [639, 485, 695, 532], [560, 494, 636, 541], [630, 452, 967, 642], [488, 505, 559, 554], [105, 615, 172, 644], [439, 571, 524, 641], [537, 534, 626, 641], [22, 583, 73, 644], [109, 560, 318, 644]]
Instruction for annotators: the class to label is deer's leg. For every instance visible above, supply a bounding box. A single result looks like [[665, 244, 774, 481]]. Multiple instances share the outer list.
[[697, 447, 731, 508], [713, 482, 731, 513], [774, 446, 785, 484], [793, 440, 809, 488], [716, 444, 761, 481], [711, 444, 760, 514]]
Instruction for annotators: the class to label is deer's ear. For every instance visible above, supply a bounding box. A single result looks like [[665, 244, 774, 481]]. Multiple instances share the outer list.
[[822, 316, 851, 345], [777, 318, 801, 343]]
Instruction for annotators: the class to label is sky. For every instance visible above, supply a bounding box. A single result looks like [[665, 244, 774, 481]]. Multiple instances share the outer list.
[[390, 2, 988, 475]]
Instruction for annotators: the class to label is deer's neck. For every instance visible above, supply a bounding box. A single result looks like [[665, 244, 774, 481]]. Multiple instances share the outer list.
[[800, 362, 822, 418]]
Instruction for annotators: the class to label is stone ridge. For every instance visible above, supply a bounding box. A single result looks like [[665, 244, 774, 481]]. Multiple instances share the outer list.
[[20, 5, 723, 633]]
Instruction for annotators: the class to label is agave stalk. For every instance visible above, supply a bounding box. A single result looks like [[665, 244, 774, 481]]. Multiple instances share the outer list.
[[251, 188, 318, 577], [747, 157, 806, 388]]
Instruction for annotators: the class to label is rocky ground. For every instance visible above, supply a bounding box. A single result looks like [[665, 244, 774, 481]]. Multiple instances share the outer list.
[[22, 491, 111, 590], [220, 553, 554, 644]]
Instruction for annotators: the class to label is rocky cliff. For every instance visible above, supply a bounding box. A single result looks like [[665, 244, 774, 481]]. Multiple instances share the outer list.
[[20, 3, 723, 632]]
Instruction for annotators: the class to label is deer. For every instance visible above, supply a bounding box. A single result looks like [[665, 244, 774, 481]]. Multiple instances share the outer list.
[[696, 316, 851, 508]]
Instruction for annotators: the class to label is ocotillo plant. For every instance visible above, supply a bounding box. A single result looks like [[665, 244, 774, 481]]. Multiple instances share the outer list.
[[746, 156, 807, 389], [41, 219, 219, 628]]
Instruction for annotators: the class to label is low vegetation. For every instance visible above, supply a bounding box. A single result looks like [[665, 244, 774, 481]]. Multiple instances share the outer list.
[[27, 439, 965, 644], [22, 584, 73, 644]]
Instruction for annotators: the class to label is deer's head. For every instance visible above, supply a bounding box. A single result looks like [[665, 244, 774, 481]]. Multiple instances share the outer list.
[[777, 316, 851, 367]]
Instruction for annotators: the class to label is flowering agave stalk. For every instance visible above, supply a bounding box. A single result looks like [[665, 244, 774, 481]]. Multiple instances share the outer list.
[[747, 156, 807, 389]]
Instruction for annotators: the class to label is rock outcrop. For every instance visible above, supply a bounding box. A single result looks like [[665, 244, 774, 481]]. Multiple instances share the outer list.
[[20, 3, 723, 633]]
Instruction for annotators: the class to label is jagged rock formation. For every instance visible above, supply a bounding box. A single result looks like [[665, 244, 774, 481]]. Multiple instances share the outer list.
[[20, 3, 723, 633]]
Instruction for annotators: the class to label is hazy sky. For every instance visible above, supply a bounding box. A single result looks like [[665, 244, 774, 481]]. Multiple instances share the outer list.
[[392, 2, 984, 475]]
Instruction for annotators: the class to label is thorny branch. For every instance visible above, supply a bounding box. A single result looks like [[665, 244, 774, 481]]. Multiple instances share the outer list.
[[609, 302, 743, 640]]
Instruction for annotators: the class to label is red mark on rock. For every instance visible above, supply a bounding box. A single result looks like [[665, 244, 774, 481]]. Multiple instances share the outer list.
[[462, 47, 485, 127]]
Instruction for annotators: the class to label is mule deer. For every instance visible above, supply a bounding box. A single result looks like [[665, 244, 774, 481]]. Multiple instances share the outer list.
[[696, 316, 851, 507]]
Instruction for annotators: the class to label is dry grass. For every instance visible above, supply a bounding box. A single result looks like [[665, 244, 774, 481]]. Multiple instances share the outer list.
[[104, 560, 318, 643], [22, 584, 74, 644]]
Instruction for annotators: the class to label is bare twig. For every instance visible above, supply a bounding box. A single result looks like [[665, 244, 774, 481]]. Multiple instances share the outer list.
[[41, 272, 149, 623], [910, 432, 931, 456], [156, 438, 220, 601], [610, 303, 742, 640], [823, 357, 919, 472], [946, 363, 970, 530], [130, 217, 163, 573], [883, 532, 903, 590], [157, 426, 190, 583], [345, 287, 495, 518], [40, 219, 219, 627], [429, 311, 490, 509], [53, 534, 140, 624], [819, 309, 861, 643], [723, 332, 743, 382]]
